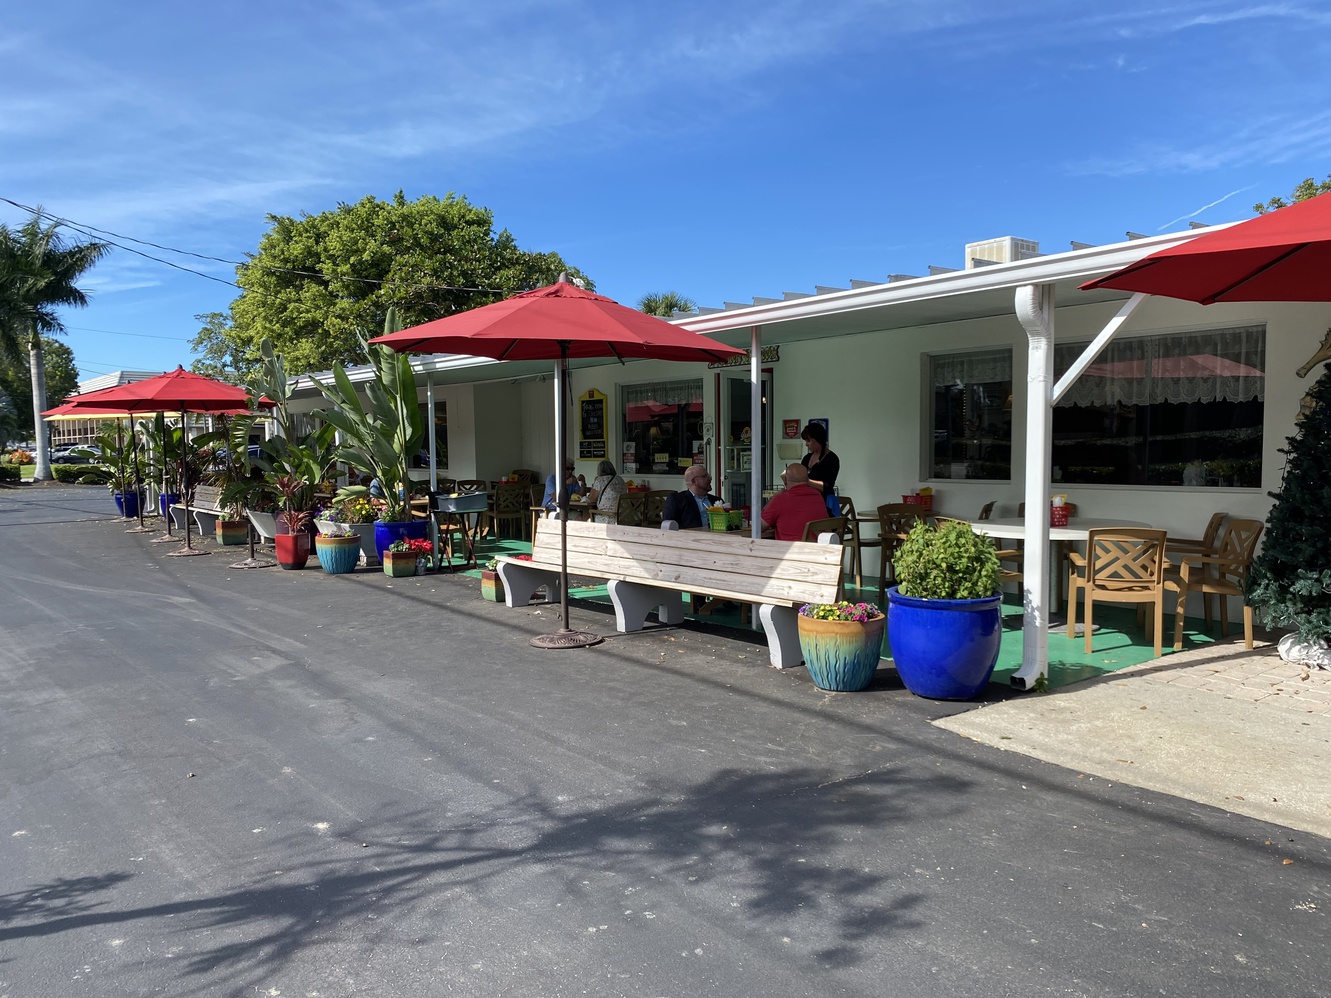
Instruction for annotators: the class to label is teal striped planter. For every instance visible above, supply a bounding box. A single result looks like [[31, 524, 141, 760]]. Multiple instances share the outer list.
[[315, 535, 360, 574], [797, 614, 886, 691]]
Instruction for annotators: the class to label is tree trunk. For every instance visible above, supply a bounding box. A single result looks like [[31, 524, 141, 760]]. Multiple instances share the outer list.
[[29, 327, 51, 482]]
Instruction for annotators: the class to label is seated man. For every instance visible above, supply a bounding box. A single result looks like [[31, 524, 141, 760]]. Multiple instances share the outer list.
[[542, 461, 585, 511], [662, 466, 722, 529], [761, 463, 828, 541]]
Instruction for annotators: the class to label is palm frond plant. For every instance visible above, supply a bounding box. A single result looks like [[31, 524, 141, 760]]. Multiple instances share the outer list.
[[311, 313, 424, 525]]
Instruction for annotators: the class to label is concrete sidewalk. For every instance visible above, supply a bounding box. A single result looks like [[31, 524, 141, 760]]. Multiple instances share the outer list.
[[937, 636, 1331, 838]]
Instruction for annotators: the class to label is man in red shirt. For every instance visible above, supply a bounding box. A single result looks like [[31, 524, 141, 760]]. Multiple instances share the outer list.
[[761, 464, 830, 541]]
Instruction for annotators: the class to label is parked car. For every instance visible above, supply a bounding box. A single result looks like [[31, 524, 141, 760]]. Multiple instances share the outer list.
[[51, 444, 101, 464]]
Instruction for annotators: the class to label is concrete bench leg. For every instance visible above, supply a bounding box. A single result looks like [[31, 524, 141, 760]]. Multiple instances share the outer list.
[[759, 604, 804, 669], [193, 511, 221, 536], [496, 562, 561, 607], [607, 581, 686, 632]]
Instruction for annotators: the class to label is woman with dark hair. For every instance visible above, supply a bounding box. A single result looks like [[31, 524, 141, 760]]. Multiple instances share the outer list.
[[585, 459, 627, 524], [800, 422, 841, 514]]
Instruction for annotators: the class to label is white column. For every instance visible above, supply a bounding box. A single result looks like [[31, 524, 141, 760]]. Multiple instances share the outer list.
[[750, 325, 762, 540]]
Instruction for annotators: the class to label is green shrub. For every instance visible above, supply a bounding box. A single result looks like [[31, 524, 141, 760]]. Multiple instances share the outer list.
[[893, 519, 1001, 600], [52, 464, 110, 484], [0, 465, 19, 483]]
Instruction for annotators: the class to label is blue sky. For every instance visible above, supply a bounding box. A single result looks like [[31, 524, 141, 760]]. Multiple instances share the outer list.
[[3, 0, 1329, 382]]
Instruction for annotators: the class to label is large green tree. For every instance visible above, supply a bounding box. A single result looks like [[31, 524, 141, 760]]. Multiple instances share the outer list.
[[224, 191, 590, 374], [0, 337, 77, 438], [0, 211, 109, 480], [189, 311, 259, 385], [1254, 174, 1331, 214]]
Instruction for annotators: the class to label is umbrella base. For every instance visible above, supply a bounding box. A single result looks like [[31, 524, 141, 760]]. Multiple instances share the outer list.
[[151, 534, 183, 543], [530, 628, 604, 650], [125, 525, 157, 533], [167, 546, 210, 557], [230, 557, 277, 569]]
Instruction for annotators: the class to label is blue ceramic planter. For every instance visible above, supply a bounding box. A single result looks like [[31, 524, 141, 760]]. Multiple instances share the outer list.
[[886, 586, 1003, 700], [315, 536, 360, 574], [158, 492, 179, 517], [373, 519, 427, 562], [114, 491, 140, 518]]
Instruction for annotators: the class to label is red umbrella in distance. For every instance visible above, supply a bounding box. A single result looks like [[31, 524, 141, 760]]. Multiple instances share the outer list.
[[1081, 191, 1331, 304], [57, 369, 273, 553], [371, 276, 746, 649]]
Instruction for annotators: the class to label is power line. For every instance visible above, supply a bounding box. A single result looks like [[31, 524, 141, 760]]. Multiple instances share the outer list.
[[2, 198, 516, 297], [65, 325, 193, 342]]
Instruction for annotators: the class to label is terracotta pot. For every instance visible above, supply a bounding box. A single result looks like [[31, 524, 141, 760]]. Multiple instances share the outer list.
[[215, 519, 248, 546], [480, 568, 505, 602], [382, 550, 418, 577]]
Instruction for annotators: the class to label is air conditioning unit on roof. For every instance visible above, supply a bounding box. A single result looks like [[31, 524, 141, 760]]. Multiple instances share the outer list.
[[964, 236, 1040, 269]]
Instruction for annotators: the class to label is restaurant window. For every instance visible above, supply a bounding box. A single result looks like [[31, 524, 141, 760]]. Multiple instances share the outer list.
[[1052, 325, 1265, 487], [929, 348, 1013, 480], [620, 378, 704, 479]]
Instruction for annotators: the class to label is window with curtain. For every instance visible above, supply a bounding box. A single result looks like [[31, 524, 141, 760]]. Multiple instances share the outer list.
[[929, 348, 1013, 480], [619, 378, 704, 479], [1052, 325, 1265, 487]]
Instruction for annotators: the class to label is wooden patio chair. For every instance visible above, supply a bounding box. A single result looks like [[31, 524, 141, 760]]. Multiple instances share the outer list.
[[489, 482, 531, 540], [1066, 528, 1179, 657], [644, 489, 673, 528], [613, 491, 648, 527], [836, 496, 882, 590], [1166, 517, 1264, 650], [876, 502, 925, 601], [1164, 511, 1227, 626], [1019, 500, 1078, 607]]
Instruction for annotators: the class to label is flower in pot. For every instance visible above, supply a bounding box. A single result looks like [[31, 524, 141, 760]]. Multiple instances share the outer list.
[[887, 519, 1003, 700], [271, 475, 314, 570], [315, 522, 361, 574], [797, 600, 886, 692], [481, 557, 505, 602], [383, 536, 432, 577], [315, 493, 383, 565]]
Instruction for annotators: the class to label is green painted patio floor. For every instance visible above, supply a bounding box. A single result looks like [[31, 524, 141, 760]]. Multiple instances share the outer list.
[[463, 538, 1218, 691]]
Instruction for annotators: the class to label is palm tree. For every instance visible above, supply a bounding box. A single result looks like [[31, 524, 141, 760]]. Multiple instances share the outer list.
[[0, 210, 109, 480], [637, 291, 696, 317]]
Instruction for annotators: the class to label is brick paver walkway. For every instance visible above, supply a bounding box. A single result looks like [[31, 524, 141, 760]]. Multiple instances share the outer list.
[[1136, 638, 1331, 714]]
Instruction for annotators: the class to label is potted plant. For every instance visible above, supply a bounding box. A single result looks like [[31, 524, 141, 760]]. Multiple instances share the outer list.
[[311, 314, 427, 562], [314, 522, 361, 575], [383, 536, 432, 577], [481, 557, 506, 602], [272, 474, 313, 570], [887, 519, 1003, 700], [197, 414, 256, 545], [315, 492, 384, 565], [796, 600, 886, 692]]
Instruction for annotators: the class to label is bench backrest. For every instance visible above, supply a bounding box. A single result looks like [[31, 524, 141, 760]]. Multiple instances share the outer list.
[[532, 517, 842, 606], [191, 484, 225, 509]]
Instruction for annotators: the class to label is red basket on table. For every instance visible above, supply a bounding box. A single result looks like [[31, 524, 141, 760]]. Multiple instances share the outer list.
[[902, 493, 933, 514], [1050, 504, 1069, 527]]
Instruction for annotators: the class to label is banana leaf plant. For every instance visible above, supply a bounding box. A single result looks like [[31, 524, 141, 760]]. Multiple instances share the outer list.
[[193, 413, 257, 519], [310, 314, 424, 525]]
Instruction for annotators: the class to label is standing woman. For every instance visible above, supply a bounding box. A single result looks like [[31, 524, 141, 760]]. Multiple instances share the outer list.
[[800, 422, 841, 514]]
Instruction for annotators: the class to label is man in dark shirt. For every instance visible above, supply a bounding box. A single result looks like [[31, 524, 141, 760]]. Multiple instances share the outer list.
[[761, 464, 829, 541], [662, 466, 722, 529]]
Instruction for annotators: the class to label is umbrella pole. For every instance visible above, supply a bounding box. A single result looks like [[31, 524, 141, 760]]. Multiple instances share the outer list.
[[126, 418, 154, 532], [168, 405, 208, 557], [530, 344, 602, 650]]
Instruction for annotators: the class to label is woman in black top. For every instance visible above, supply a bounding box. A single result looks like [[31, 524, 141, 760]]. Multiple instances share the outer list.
[[800, 422, 840, 512]]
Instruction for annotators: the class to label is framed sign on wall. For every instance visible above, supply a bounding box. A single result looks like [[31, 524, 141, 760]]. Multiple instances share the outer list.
[[579, 388, 608, 459]]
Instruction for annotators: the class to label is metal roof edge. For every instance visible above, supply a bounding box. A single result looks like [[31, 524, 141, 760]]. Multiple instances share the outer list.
[[669, 225, 1232, 336]]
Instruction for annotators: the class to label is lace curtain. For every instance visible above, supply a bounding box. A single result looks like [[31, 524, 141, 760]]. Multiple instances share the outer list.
[[931, 348, 1012, 387], [623, 379, 703, 406], [1056, 325, 1265, 407]]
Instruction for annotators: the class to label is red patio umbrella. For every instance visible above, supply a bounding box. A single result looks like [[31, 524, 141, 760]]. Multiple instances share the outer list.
[[1080, 191, 1331, 303], [371, 277, 746, 649], [57, 369, 273, 555]]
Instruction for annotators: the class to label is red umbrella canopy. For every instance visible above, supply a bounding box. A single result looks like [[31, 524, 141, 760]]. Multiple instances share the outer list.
[[1081, 192, 1331, 304], [369, 280, 746, 363], [52, 368, 274, 414]]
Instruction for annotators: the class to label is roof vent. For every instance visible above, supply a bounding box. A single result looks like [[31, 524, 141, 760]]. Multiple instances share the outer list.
[[963, 236, 1041, 269]]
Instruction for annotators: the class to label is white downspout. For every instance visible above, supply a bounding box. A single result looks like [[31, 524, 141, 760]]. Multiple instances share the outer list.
[[1013, 284, 1055, 690], [750, 326, 762, 540]]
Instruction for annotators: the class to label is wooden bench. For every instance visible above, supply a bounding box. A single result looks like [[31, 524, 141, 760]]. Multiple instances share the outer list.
[[172, 484, 228, 535], [495, 518, 844, 669]]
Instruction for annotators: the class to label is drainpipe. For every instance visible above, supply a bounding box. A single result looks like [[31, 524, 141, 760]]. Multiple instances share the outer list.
[[750, 325, 762, 541], [1013, 284, 1055, 690]]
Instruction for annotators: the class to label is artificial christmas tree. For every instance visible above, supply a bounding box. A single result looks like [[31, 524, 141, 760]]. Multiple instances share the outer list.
[[1247, 362, 1331, 665]]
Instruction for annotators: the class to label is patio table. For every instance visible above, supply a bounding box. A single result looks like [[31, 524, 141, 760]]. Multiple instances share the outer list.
[[972, 516, 1152, 622]]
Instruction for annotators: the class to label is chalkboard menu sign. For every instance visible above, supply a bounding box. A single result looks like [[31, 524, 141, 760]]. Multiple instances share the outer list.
[[578, 389, 607, 460]]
